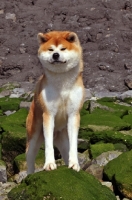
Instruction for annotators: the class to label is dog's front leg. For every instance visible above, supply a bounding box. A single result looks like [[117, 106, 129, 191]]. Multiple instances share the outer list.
[[43, 113, 57, 171], [68, 113, 80, 172]]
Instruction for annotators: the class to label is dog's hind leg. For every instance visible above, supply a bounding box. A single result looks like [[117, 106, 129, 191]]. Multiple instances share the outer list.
[[26, 130, 43, 174], [54, 129, 69, 165]]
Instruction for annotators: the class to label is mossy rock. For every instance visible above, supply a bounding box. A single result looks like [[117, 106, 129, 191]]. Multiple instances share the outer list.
[[1, 108, 28, 128], [80, 100, 89, 116], [8, 166, 116, 200], [0, 143, 2, 159], [0, 82, 20, 93], [79, 129, 132, 149], [90, 143, 116, 159], [0, 97, 21, 112], [123, 97, 132, 105], [0, 159, 6, 166], [123, 114, 132, 128], [1, 108, 28, 170], [14, 150, 45, 172], [96, 99, 132, 117], [2, 125, 26, 155], [0, 109, 3, 116], [104, 150, 132, 199], [80, 113, 130, 131], [90, 142, 128, 159]]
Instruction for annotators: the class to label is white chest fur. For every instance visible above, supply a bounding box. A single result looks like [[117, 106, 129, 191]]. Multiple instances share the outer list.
[[41, 67, 83, 130]]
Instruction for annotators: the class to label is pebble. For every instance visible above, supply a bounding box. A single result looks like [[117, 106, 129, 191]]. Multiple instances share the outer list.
[[101, 181, 113, 191], [4, 111, 16, 116], [0, 10, 4, 14], [5, 13, 16, 22]]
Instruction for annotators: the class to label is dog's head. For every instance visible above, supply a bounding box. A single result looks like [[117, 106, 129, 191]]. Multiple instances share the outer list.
[[37, 31, 82, 73]]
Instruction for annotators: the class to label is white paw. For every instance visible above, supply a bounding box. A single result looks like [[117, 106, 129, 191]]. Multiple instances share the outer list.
[[68, 161, 80, 172], [43, 162, 57, 171]]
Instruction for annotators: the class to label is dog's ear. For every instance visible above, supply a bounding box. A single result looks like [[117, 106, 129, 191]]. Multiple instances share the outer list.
[[66, 32, 78, 43], [37, 33, 48, 44]]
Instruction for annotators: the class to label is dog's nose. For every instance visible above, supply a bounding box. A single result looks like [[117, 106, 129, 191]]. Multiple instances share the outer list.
[[53, 53, 59, 60]]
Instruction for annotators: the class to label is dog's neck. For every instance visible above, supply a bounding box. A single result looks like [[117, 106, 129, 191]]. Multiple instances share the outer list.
[[43, 65, 80, 90]]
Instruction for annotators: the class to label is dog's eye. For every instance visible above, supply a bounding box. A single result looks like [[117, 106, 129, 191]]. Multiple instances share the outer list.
[[61, 48, 66, 51], [49, 48, 54, 51]]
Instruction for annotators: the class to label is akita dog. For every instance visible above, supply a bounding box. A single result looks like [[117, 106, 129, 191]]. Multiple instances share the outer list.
[[26, 31, 84, 174]]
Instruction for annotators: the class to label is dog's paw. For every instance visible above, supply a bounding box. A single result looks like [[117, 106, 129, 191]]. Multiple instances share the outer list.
[[43, 163, 57, 171], [68, 161, 80, 172]]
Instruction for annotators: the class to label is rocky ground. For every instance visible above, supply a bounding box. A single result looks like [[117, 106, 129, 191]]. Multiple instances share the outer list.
[[0, 84, 132, 199], [0, 0, 132, 92], [1, 0, 132, 200]]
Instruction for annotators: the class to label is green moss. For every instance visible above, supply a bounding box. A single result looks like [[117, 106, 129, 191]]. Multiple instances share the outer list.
[[1, 108, 28, 128], [0, 143, 2, 159], [1, 109, 28, 162], [8, 166, 116, 200], [0, 97, 21, 112], [80, 113, 130, 131], [96, 100, 132, 117], [80, 100, 89, 116], [0, 110, 3, 116], [97, 97, 116, 102], [0, 159, 6, 166], [123, 97, 132, 105], [2, 125, 26, 153], [123, 114, 132, 127], [90, 143, 115, 158], [104, 150, 132, 198], [14, 150, 45, 172], [79, 129, 132, 149]]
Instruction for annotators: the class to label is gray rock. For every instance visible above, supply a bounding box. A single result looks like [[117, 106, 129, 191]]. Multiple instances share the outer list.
[[93, 151, 122, 166], [0, 182, 16, 199], [90, 101, 113, 113], [14, 171, 27, 183], [84, 88, 93, 101], [10, 88, 25, 98], [12, 88, 25, 94], [85, 164, 103, 180], [101, 181, 113, 191], [20, 101, 31, 110], [94, 91, 121, 99], [0, 90, 10, 97], [0, 94, 4, 98], [0, 162, 7, 183], [0, 10, 4, 14], [119, 90, 132, 100], [5, 13, 16, 22], [78, 150, 91, 169], [4, 110, 16, 116]]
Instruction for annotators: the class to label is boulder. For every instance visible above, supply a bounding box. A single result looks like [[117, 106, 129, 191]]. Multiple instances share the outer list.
[[1, 108, 28, 176], [90, 143, 127, 159], [8, 166, 116, 200], [104, 150, 132, 199]]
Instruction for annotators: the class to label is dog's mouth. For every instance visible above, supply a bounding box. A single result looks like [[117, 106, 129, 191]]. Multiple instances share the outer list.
[[50, 60, 66, 64]]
